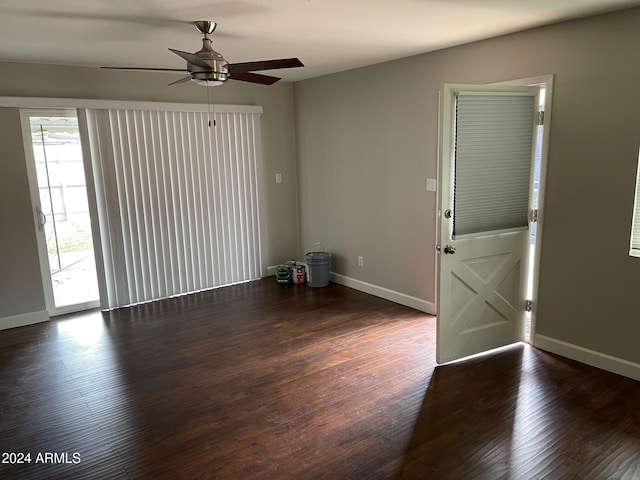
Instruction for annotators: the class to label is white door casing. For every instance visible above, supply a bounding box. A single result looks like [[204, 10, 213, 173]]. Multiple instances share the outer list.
[[437, 84, 540, 364]]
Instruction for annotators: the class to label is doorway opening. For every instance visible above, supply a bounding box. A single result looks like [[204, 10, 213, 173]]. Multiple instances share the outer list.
[[22, 111, 100, 316]]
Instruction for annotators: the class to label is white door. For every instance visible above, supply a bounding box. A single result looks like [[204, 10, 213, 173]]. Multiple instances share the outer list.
[[437, 84, 540, 364]]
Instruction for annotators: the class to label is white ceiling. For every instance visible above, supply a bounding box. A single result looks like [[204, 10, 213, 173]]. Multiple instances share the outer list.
[[1, 0, 639, 83]]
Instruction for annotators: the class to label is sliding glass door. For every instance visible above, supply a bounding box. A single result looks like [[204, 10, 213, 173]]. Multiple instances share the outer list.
[[22, 110, 100, 316], [19, 101, 265, 315]]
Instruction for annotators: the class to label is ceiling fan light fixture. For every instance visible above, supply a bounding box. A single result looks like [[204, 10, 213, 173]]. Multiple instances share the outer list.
[[193, 78, 225, 87], [190, 68, 228, 86]]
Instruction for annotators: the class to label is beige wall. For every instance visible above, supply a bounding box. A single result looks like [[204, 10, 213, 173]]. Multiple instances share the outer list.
[[0, 63, 299, 322], [0, 107, 46, 318], [295, 8, 640, 364]]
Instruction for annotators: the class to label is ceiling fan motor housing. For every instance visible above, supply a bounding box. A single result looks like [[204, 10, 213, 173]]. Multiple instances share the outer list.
[[189, 36, 229, 85]]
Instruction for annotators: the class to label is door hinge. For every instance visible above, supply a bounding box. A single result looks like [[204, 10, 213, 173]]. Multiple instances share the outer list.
[[530, 208, 538, 223], [538, 110, 545, 126], [525, 300, 533, 312]]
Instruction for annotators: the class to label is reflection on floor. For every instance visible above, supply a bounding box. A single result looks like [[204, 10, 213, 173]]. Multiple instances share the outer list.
[[1, 278, 638, 479]]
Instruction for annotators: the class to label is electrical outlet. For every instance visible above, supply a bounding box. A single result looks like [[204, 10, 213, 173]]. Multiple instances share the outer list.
[[358, 256, 364, 267], [426, 178, 437, 192], [275, 173, 282, 183]]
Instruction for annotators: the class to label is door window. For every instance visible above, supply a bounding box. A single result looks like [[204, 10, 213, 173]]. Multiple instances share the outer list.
[[453, 93, 536, 237]]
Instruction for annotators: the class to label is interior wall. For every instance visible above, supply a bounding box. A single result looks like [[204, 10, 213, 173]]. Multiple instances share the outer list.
[[0, 62, 299, 324], [295, 67, 437, 306], [294, 8, 640, 363], [0, 107, 46, 319]]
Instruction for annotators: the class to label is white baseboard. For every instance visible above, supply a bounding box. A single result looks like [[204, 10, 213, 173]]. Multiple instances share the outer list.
[[0, 310, 49, 331], [330, 273, 436, 314], [534, 334, 640, 381], [266, 265, 279, 276]]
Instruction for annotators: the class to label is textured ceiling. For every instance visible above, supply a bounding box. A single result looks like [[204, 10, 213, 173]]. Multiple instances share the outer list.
[[0, 0, 638, 83]]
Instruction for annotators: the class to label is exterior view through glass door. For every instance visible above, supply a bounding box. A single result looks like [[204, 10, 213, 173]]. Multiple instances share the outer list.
[[23, 111, 100, 316]]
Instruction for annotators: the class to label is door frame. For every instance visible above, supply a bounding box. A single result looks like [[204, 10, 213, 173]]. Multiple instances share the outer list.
[[435, 75, 553, 355], [20, 108, 101, 317], [492, 75, 554, 346]]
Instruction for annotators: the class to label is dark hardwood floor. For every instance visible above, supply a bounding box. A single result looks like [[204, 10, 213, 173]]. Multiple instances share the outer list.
[[1, 279, 639, 479]]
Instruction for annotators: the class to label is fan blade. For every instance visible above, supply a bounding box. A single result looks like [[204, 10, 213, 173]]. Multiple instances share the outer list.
[[168, 48, 211, 70], [227, 58, 303, 74], [229, 71, 281, 85], [101, 66, 188, 72], [169, 76, 193, 86]]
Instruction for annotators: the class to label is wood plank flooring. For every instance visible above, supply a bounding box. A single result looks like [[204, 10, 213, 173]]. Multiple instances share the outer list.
[[1, 279, 639, 479]]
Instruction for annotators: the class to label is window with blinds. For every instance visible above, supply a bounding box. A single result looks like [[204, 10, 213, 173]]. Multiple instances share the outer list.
[[84, 105, 264, 309], [629, 148, 640, 257], [453, 93, 536, 237]]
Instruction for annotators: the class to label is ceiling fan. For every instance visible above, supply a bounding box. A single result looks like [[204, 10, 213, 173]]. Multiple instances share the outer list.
[[102, 20, 303, 86]]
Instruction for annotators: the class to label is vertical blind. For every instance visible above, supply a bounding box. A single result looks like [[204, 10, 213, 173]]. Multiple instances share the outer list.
[[85, 106, 264, 309], [453, 93, 536, 236]]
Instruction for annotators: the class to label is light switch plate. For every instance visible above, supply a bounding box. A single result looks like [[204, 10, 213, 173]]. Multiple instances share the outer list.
[[426, 178, 437, 191]]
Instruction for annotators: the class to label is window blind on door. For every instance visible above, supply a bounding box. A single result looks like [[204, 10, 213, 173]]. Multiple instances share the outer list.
[[85, 106, 264, 309], [453, 93, 536, 237]]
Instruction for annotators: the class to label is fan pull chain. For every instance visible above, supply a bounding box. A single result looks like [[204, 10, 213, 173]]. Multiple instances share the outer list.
[[206, 84, 216, 127]]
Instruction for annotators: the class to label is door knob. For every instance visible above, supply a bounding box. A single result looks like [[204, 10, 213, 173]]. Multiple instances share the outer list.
[[444, 245, 456, 255]]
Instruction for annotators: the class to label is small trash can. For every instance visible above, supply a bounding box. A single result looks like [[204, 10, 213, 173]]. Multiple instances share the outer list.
[[305, 251, 331, 287]]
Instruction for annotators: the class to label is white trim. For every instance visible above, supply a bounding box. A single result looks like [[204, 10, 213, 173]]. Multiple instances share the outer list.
[[0, 310, 49, 331], [49, 300, 100, 317], [330, 273, 436, 314], [0, 96, 263, 115], [493, 74, 555, 88], [535, 334, 640, 382]]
